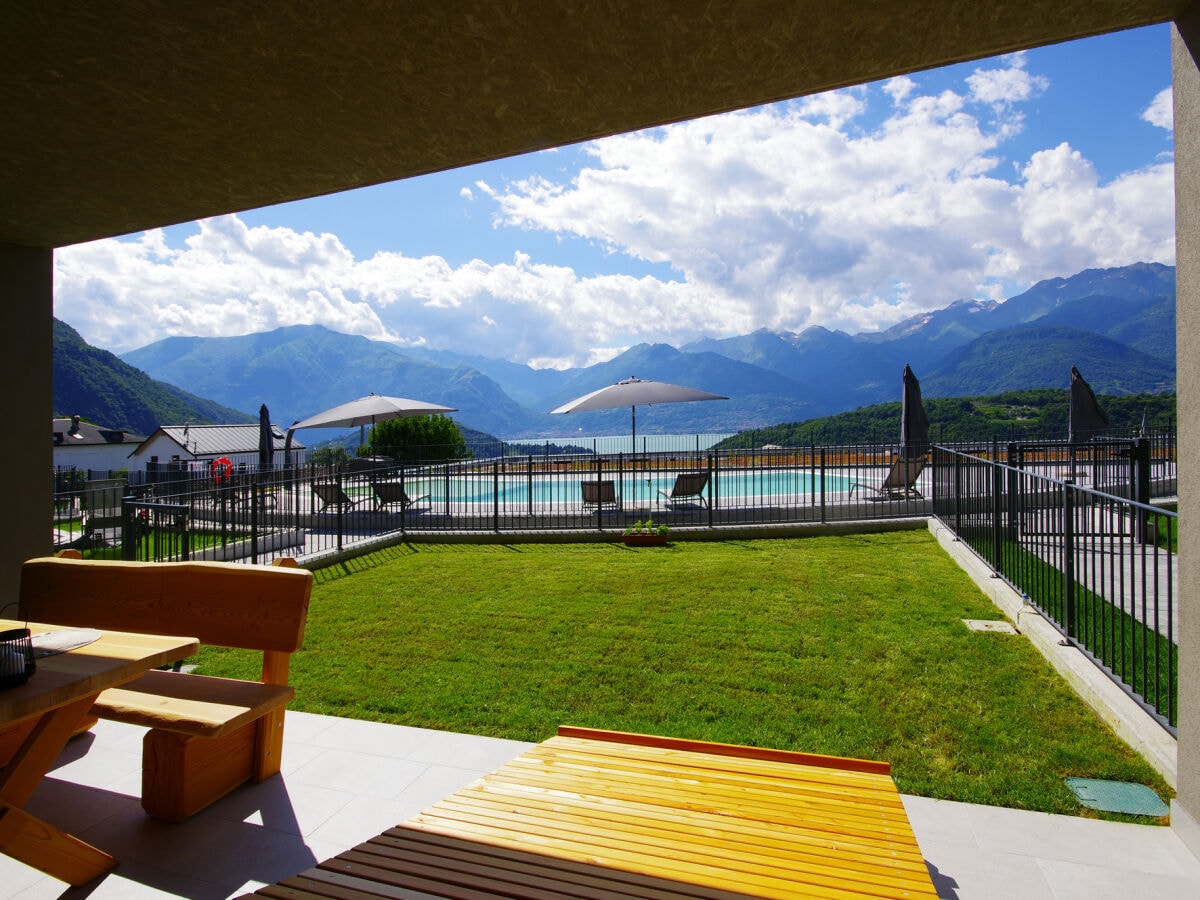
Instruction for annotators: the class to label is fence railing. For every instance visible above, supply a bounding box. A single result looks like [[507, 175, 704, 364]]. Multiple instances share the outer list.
[[51, 436, 1178, 730], [931, 441, 1177, 732]]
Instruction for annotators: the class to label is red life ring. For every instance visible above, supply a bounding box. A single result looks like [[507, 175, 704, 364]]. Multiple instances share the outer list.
[[211, 456, 233, 483]]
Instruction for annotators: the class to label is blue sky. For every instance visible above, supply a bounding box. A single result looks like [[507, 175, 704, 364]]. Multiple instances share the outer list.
[[56, 24, 1175, 369]]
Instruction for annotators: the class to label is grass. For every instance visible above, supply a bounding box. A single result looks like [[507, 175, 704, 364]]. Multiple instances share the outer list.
[[196, 532, 1170, 819]]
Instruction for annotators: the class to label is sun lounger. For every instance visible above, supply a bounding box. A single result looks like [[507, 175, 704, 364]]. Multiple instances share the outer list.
[[657, 471, 710, 509], [311, 480, 364, 513], [850, 456, 925, 500], [372, 480, 429, 511], [581, 480, 618, 510]]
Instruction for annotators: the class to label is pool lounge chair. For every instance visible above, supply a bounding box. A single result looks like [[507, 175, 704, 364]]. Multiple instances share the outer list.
[[581, 480, 619, 510], [850, 457, 925, 500], [657, 471, 710, 509], [311, 480, 364, 513], [372, 480, 429, 511]]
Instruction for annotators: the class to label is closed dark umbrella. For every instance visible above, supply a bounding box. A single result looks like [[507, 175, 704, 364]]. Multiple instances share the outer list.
[[899, 364, 930, 459], [1069, 366, 1109, 444], [258, 404, 274, 473]]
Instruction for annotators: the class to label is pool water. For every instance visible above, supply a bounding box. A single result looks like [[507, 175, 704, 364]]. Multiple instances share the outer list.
[[409, 469, 854, 505]]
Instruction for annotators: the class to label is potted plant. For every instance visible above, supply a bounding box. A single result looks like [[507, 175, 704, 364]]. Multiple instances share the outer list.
[[622, 519, 670, 547]]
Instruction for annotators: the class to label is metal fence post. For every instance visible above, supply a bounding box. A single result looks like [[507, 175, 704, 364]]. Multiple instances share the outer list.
[[493, 459, 500, 532], [335, 471, 344, 553], [1063, 484, 1075, 640], [819, 447, 826, 523], [991, 440, 1003, 570], [707, 453, 715, 527]]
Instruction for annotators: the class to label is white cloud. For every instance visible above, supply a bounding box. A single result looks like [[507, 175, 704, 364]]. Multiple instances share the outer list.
[[1143, 86, 1173, 131], [966, 53, 1048, 107], [55, 53, 1174, 367]]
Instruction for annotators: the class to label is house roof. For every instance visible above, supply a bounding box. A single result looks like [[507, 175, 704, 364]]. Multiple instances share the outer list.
[[52, 417, 143, 447], [130, 424, 301, 458]]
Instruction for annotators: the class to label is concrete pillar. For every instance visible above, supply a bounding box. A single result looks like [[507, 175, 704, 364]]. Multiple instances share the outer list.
[[0, 244, 53, 602], [1172, 12, 1200, 856]]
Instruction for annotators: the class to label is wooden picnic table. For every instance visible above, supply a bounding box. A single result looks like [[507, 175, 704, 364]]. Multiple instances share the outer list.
[[248, 726, 936, 899], [0, 621, 198, 885]]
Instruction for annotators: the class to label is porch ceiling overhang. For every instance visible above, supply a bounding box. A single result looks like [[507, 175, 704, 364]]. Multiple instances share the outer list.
[[1, 1, 1190, 250]]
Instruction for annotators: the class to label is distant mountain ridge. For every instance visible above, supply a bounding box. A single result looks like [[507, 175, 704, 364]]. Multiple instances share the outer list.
[[53, 261, 1175, 439]]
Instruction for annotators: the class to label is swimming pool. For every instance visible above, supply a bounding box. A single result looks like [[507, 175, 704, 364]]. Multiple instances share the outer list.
[[407, 468, 855, 505]]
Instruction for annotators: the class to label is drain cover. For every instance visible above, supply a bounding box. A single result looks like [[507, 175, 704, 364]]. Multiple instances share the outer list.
[[1065, 778, 1169, 816], [962, 619, 1017, 634]]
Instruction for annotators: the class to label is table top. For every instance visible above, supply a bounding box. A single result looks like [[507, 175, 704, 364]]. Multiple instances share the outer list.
[[0, 620, 198, 725]]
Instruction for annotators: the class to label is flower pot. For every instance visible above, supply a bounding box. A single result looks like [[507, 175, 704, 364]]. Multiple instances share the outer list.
[[622, 532, 668, 547]]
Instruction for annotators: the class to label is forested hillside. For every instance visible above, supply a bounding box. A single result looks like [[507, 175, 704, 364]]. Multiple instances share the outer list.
[[717, 389, 1177, 449]]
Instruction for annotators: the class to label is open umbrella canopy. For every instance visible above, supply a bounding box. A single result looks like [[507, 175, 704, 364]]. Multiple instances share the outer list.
[[290, 393, 457, 430], [899, 364, 930, 459], [1069, 366, 1110, 444], [550, 376, 728, 452]]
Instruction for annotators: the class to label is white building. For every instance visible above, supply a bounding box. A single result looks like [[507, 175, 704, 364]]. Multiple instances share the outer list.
[[128, 423, 302, 477], [52, 416, 144, 474]]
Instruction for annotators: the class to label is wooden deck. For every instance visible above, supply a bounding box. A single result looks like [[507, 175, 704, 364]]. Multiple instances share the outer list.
[[246, 727, 936, 899]]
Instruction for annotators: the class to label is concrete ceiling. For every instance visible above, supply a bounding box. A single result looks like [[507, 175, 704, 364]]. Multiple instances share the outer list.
[[1, 1, 1190, 250]]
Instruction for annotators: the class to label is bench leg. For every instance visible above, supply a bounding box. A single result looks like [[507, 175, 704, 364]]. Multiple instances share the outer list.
[[254, 708, 286, 782], [142, 723, 257, 822]]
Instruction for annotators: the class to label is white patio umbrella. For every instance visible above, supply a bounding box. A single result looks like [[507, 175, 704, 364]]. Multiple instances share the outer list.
[[550, 376, 728, 453], [284, 393, 457, 458]]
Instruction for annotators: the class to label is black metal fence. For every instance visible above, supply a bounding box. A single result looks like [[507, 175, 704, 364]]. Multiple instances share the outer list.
[[932, 439, 1177, 732], [52, 441, 946, 561], [52, 435, 1178, 730]]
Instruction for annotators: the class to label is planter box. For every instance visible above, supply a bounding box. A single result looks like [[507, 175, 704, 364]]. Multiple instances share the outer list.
[[622, 533, 669, 547]]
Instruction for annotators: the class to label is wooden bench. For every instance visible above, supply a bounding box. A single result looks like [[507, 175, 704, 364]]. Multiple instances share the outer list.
[[18, 555, 312, 822]]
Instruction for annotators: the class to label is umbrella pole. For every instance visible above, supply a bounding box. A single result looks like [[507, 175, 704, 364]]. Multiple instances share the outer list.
[[631, 405, 636, 455]]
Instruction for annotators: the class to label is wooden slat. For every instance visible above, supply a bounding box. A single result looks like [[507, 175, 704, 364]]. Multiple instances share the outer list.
[[250, 730, 937, 900], [19, 557, 312, 652], [431, 784, 928, 877], [410, 801, 930, 900], [0, 801, 116, 887], [406, 734, 935, 900], [92, 670, 293, 737], [0, 622, 198, 726], [367, 827, 750, 900], [556, 726, 892, 775]]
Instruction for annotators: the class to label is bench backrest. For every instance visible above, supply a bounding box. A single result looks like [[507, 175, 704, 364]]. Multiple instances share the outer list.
[[20, 557, 312, 653]]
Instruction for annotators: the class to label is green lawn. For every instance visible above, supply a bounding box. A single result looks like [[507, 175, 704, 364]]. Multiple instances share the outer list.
[[197, 532, 1170, 818]]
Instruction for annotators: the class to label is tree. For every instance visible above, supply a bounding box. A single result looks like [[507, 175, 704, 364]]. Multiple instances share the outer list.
[[309, 446, 350, 467], [365, 415, 472, 464]]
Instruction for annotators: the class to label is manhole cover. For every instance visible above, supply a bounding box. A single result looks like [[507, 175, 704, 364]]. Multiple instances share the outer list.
[[962, 619, 1017, 634], [1065, 778, 1169, 816]]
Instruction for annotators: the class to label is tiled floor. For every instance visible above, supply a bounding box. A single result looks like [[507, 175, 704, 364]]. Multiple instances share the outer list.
[[2, 712, 1199, 899]]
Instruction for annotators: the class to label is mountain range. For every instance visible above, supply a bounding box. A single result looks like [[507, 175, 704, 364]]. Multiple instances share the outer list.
[[55, 262, 1176, 439]]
